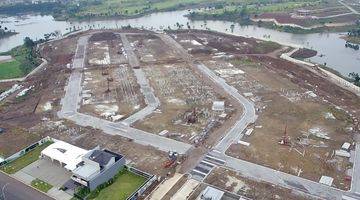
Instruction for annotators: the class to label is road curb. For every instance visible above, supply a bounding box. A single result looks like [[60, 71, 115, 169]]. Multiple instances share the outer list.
[[0, 171, 55, 200]]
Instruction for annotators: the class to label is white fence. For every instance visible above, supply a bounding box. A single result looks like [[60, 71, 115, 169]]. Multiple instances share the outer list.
[[0, 136, 52, 165]]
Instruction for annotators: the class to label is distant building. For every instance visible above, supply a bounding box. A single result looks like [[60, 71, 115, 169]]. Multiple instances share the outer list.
[[212, 101, 225, 111], [41, 140, 125, 191], [296, 9, 311, 17]]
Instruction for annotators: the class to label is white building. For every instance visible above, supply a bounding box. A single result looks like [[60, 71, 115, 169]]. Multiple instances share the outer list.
[[212, 101, 225, 111], [40, 140, 89, 171], [201, 186, 224, 200]]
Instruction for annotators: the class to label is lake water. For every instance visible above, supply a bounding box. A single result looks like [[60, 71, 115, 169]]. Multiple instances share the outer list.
[[0, 10, 359, 75]]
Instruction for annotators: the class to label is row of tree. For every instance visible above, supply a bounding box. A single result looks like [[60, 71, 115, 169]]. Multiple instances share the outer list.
[[19, 37, 41, 74], [347, 28, 360, 37], [0, 25, 16, 38], [349, 72, 360, 87], [345, 42, 359, 50]]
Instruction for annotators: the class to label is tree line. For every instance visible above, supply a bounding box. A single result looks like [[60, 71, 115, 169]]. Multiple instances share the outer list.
[[348, 28, 360, 37]]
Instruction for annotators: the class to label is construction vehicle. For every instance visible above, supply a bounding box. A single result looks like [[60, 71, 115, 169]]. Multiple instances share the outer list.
[[105, 77, 113, 93], [101, 67, 109, 76], [278, 125, 291, 146], [185, 108, 197, 124], [163, 151, 178, 168]]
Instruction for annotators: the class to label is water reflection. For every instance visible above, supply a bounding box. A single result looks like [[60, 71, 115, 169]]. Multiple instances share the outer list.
[[0, 10, 358, 75]]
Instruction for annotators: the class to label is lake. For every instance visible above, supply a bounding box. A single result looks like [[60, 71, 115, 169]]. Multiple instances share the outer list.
[[0, 10, 359, 75]]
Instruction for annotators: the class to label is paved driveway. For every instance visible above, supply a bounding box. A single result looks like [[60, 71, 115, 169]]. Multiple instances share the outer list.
[[21, 159, 72, 187]]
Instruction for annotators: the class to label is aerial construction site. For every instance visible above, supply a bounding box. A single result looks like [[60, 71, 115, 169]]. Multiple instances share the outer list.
[[0, 28, 359, 200]]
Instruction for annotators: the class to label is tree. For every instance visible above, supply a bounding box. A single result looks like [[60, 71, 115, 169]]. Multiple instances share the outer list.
[[239, 5, 248, 18], [24, 37, 35, 48], [349, 72, 360, 86]]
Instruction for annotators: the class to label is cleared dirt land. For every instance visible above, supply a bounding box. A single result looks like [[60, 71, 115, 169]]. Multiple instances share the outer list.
[[0, 29, 359, 197], [128, 32, 239, 146], [80, 32, 145, 121], [170, 30, 358, 190], [205, 167, 313, 200]]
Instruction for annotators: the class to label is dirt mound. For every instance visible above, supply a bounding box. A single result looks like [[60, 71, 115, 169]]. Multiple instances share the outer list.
[[290, 48, 317, 59], [90, 32, 118, 41], [172, 29, 281, 55], [189, 47, 213, 55], [249, 55, 360, 110]]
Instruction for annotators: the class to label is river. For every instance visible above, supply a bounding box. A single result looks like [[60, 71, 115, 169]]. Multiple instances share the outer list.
[[0, 10, 359, 75]]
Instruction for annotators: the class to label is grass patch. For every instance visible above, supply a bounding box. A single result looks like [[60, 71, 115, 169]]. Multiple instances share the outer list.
[[344, 36, 360, 45], [31, 178, 53, 193], [0, 39, 41, 80], [0, 141, 53, 174], [232, 58, 258, 67], [0, 60, 23, 79], [254, 41, 281, 54], [75, 168, 146, 200]]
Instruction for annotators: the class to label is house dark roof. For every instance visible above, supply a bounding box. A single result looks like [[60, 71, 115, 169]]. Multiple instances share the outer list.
[[89, 150, 114, 166]]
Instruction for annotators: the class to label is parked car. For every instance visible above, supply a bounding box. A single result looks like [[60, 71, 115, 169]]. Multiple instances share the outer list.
[[0, 128, 5, 134]]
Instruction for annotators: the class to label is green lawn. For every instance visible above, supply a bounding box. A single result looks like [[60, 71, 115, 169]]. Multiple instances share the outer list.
[[0, 60, 23, 79], [88, 170, 146, 200], [0, 141, 53, 174], [31, 178, 53, 193], [77, 0, 211, 17]]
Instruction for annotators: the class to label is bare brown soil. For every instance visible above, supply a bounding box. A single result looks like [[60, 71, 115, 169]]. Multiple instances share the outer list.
[[205, 167, 316, 200], [290, 48, 317, 59], [221, 55, 357, 190], [255, 13, 359, 27], [0, 29, 358, 196], [0, 35, 77, 157], [171, 30, 281, 55]]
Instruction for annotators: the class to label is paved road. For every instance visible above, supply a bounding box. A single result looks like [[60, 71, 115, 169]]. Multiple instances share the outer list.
[[118, 34, 160, 125], [352, 144, 360, 195], [0, 172, 53, 200], [221, 153, 343, 200], [158, 33, 360, 200], [58, 35, 192, 154], [63, 112, 192, 154], [194, 63, 257, 153], [158, 34, 257, 153]]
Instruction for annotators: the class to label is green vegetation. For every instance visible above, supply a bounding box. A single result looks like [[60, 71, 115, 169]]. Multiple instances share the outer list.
[[345, 28, 360, 44], [185, 0, 360, 33], [0, 60, 23, 79], [0, 25, 17, 39], [74, 168, 146, 200], [254, 41, 281, 54], [0, 2, 60, 15], [0, 0, 319, 21], [345, 36, 360, 45], [0, 37, 41, 80], [188, 0, 319, 22], [256, 20, 360, 34], [232, 58, 257, 67], [31, 179, 53, 193], [349, 72, 360, 87], [0, 141, 53, 174], [0, 0, 215, 20]]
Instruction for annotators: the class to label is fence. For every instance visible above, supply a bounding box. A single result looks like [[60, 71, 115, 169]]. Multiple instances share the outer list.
[[127, 166, 157, 200], [0, 136, 52, 166]]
